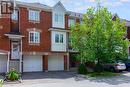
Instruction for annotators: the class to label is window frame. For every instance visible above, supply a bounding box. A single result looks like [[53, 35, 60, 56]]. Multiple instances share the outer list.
[[29, 31, 40, 44], [54, 12, 64, 23], [68, 18, 75, 27], [55, 33, 64, 43], [29, 10, 40, 21], [11, 10, 18, 20]]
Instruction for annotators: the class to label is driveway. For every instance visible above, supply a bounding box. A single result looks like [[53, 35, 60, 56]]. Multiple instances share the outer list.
[[3, 71, 130, 87]]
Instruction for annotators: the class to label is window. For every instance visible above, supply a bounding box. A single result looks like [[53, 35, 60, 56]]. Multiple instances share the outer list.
[[54, 13, 63, 23], [11, 10, 18, 20], [55, 34, 64, 43], [29, 10, 40, 21], [29, 31, 40, 43], [55, 34, 59, 43], [68, 19, 75, 27], [60, 34, 63, 43], [55, 13, 58, 22], [80, 19, 83, 25]]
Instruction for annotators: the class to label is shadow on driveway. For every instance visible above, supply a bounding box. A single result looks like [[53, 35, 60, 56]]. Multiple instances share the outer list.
[[87, 72, 130, 85], [22, 71, 76, 80]]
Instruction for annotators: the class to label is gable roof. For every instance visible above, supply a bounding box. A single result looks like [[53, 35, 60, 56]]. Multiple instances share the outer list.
[[112, 13, 119, 20], [53, 1, 66, 11]]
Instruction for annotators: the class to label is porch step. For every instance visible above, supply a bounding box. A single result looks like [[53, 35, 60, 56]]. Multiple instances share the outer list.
[[9, 60, 20, 72]]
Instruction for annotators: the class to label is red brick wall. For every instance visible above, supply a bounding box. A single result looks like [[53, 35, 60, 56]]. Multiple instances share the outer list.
[[64, 55, 67, 70], [0, 17, 11, 51], [0, 7, 70, 52], [65, 14, 69, 29], [43, 55, 48, 71], [19, 7, 52, 52], [76, 18, 80, 24]]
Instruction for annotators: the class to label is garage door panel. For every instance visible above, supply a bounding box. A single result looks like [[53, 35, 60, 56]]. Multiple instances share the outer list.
[[23, 55, 43, 72], [0, 55, 7, 73], [48, 55, 64, 71]]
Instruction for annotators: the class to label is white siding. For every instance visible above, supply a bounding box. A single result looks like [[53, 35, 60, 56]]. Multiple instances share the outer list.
[[52, 5, 65, 28], [51, 31, 67, 52]]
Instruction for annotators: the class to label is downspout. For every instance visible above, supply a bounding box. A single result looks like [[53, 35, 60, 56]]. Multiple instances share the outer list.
[[18, 7, 22, 73]]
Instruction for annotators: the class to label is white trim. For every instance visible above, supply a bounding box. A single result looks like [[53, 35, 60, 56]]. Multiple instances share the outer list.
[[27, 28, 42, 32], [55, 33, 64, 43], [49, 28, 70, 32], [68, 18, 76, 27], [5, 34, 24, 39], [29, 31, 40, 44], [28, 10, 40, 22], [19, 39, 22, 73], [0, 50, 8, 55], [0, 53, 7, 55], [11, 10, 18, 20], [11, 42, 20, 59]]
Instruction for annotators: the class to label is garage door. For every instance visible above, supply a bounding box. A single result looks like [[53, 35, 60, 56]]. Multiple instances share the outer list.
[[48, 55, 64, 71], [23, 55, 43, 72], [0, 55, 7, 73]]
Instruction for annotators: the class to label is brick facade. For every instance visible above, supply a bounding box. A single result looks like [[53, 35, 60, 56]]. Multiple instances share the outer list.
[[0, 17, 11, 51], [19, 7, 52, 52], [0, 1, 83, 73]]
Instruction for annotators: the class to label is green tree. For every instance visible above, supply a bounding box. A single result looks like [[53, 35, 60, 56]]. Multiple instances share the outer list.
[[71, 5, 129, 65]]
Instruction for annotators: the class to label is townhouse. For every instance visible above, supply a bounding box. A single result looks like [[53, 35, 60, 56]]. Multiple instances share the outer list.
[[0, 1, 83, 73], [0, 1, 129, 74]]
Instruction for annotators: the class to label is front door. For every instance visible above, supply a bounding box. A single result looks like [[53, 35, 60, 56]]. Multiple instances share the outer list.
[[11, 42, 20, 59]]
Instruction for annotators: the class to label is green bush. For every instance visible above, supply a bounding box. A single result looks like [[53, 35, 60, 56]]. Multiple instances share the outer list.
[[78, 64, 88, 74], [94, 64, 104, 72], [0, 80, 3, 87], [7, 69, 20, 81]]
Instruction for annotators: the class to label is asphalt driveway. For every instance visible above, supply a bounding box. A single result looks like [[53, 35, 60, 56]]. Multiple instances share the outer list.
[[22, 71, 76, 80], [3, 71, 130, 87]]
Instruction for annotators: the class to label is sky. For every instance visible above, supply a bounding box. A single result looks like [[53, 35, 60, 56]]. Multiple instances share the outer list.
[[17, 0, 130, 20]]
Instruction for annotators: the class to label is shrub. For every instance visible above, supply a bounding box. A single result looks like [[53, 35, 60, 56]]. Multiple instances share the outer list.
[[0, 80, 3, 87], [94, 64, 104, 72], [78, 64, 88, 74], [7, 69, 20, 81]]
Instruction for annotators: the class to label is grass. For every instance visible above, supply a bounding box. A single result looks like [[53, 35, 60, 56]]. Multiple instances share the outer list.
[[87, 71, 120, 77]]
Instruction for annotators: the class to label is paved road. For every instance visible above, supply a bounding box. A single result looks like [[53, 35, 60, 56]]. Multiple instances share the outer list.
[[3, 72, 130, 87]]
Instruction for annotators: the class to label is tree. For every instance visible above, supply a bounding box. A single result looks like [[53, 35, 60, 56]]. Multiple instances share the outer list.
[[71, 5, 129, 65]]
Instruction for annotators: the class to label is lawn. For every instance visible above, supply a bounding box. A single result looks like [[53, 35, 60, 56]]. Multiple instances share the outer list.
[[87, 72, 120, 77]]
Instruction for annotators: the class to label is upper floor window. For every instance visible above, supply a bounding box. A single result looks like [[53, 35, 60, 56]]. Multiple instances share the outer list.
[[29, 31, 40, 44], [11, 10, 18, 20], [80, 19, 83, 24], [55, 33, 63, 43], [54, 13, 63, 23], [68, 19, 75, 27], [29, 10, 40, 21]]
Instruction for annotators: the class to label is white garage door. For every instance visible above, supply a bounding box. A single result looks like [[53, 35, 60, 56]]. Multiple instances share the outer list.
[[23, 55, 43, 72], [48, 55, 64, 71], [0, 55, 7, 73]]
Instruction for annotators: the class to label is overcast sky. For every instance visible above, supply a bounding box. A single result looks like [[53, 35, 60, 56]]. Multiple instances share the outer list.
[[17, 0, 130, 20]]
